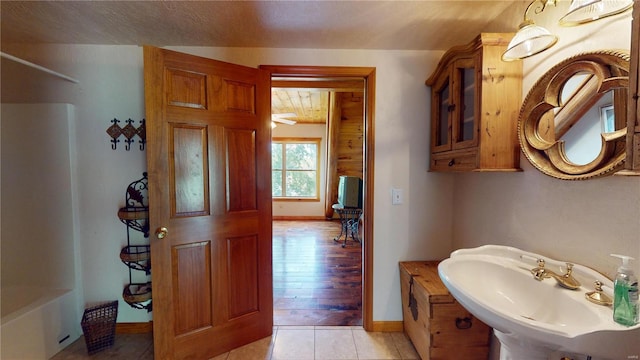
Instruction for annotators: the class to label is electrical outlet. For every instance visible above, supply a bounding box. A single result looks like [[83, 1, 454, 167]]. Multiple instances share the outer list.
[[392, 188, 403, 205]]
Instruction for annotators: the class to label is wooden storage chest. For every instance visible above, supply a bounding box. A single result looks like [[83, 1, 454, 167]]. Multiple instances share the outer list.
[[399, 261, 491, 360]]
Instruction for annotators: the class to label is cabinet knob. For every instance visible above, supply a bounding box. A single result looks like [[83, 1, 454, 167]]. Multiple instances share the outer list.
[[448, 159, 455, 167], [155, 227, 168, 239]]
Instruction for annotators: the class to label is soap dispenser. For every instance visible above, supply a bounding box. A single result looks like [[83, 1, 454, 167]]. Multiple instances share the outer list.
[[611, 254, 639, 326]]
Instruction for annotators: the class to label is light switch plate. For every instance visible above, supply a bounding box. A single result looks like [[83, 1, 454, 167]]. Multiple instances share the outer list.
[[392, 188, 403, 205]]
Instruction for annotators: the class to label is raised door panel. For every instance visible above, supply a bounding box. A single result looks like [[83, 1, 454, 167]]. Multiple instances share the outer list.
[[226, 129, 257, 212], [170, 124, 210, 217], [166, 68, 208, 109], [227, 235, 259, 318], [172, 241, 213, 335]]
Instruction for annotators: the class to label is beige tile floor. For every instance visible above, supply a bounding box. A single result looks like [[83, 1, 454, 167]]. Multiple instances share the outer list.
[[52, 326, 420, 360]]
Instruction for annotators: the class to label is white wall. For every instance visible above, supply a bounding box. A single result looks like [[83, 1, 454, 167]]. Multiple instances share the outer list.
[[1, 46, 150, 322], [1, 104, 78, 290], [455, 2, 640, 282], [1, 44, 451, 323]]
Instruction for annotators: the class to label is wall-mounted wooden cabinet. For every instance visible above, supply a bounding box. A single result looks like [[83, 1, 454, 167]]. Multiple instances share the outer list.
[[426, 33, 522, 172]]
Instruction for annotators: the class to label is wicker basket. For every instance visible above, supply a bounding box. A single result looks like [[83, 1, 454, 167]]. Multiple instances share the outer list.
[[123, 282, 152, 305], [120, 245, 151, 263], [81, 301, 118, 355]]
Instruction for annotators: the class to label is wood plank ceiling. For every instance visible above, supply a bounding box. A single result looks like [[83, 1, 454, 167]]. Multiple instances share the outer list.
[[271, 79, 366, 125], [272, 90, 329, 124]]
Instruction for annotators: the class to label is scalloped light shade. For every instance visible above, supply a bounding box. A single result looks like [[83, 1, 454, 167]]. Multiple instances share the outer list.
[[501, 22, 559, 61], [559, 0, 633, 26]]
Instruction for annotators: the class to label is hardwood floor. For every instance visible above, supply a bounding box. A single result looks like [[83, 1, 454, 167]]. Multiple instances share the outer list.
[[273, 220, 362, 326]]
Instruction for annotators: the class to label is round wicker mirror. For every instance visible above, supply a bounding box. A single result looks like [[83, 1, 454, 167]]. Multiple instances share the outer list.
[[518, 50, 630, 180]]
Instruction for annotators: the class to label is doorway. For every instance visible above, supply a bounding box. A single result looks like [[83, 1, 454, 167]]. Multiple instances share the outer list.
[[263, 65, 375, 330], [272, 219, 362, 325]]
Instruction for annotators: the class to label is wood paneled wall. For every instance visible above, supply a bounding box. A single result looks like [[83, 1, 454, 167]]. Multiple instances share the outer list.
[[337, 92, 364, 176], [325, 91, 364, 217]]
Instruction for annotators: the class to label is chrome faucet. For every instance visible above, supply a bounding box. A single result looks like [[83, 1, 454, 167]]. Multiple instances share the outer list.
[[530, 259, 581, 290]]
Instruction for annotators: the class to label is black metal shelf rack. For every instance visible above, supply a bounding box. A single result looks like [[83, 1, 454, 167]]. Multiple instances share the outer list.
[[117, 173, 152, 312]]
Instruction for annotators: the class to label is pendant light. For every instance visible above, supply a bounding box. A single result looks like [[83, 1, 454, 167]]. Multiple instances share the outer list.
[[559, 0, 633, 26], [502, 0, 559, 61]]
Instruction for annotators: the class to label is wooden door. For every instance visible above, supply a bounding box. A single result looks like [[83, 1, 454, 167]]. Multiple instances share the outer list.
[[144, 46, 273, 359]]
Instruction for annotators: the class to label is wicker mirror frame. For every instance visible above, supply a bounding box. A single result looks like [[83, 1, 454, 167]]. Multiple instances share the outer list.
[[518, 50, 630, 180]]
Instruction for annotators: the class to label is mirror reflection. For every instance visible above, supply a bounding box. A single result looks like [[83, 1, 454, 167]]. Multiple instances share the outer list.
[[560, 88, 615, 165], [518, 50, 629, 180]]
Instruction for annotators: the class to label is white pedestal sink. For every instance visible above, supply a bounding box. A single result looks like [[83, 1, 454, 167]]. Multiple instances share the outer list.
[[438, 245, 640, 360]]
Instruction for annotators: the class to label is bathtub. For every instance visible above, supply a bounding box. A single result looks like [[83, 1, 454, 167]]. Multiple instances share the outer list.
[[1, 286, 80, 359]]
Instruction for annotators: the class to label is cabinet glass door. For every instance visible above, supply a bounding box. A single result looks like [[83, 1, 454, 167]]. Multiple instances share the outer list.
[[437, 82, 450, 147], [431, 73, 452, 153], [452, 59, 478, 149]]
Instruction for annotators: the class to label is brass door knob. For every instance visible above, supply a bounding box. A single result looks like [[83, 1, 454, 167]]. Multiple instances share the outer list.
[[156, 227, 168, 239]]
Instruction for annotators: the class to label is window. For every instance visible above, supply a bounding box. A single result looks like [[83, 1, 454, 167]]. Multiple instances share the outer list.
[[272, 138, 320, 199]]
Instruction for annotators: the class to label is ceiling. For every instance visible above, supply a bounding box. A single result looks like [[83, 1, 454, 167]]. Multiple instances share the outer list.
[[271, 78, 365, 124], [0, 1, 521, 50], [272, 90, 329, 124], [0, 1, 524, 125]]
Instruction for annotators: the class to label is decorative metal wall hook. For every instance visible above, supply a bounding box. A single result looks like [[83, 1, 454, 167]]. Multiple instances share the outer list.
[[106, 118, 146, 151], [122, 119, 136, 151], [106, 118, 121, 150]]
